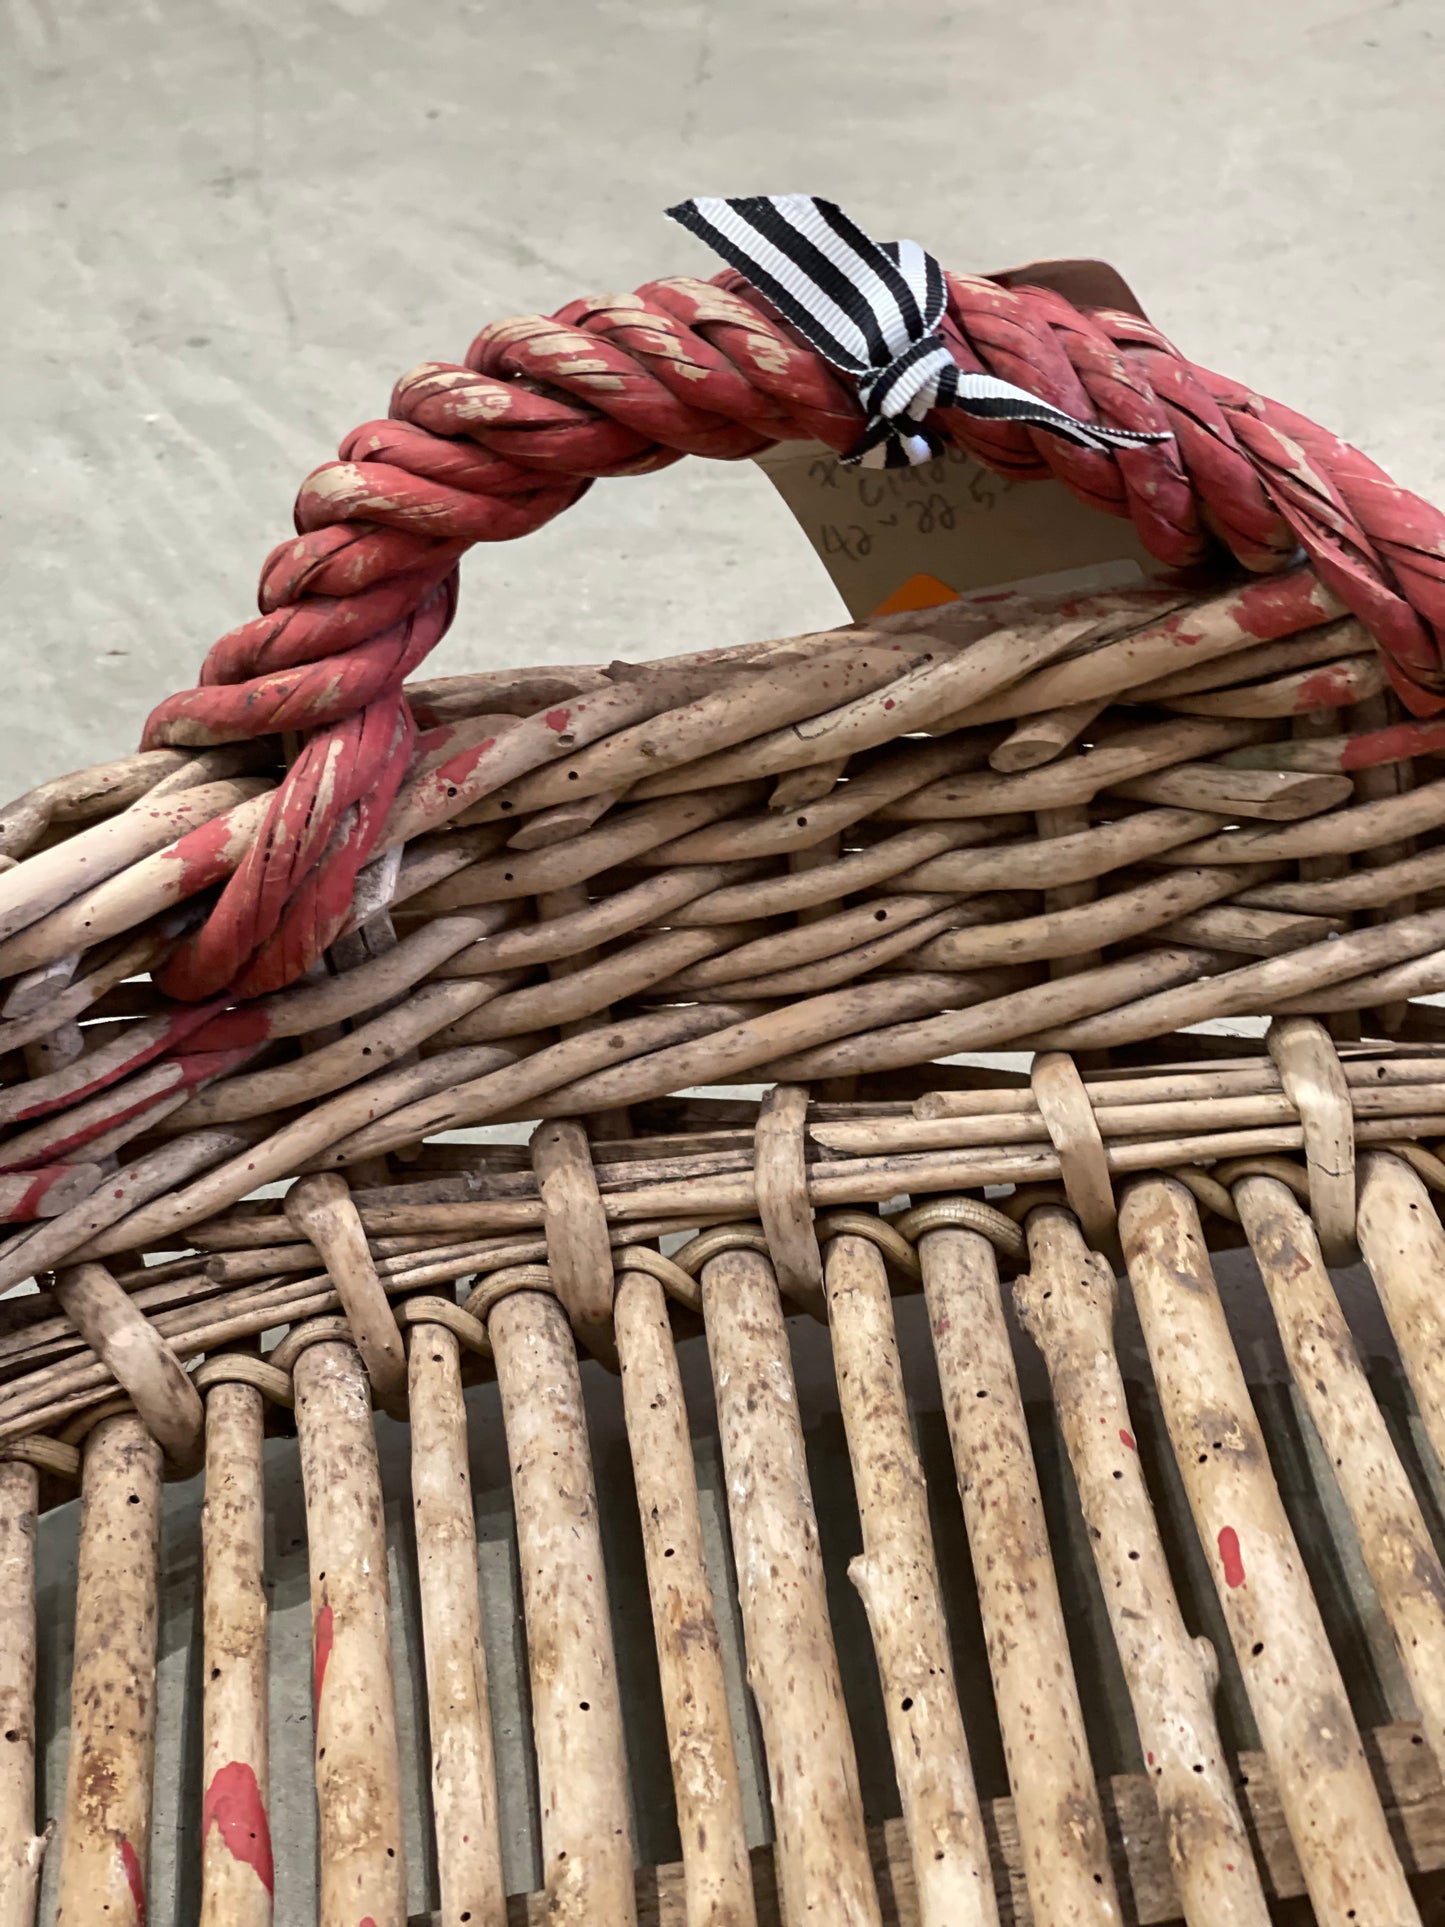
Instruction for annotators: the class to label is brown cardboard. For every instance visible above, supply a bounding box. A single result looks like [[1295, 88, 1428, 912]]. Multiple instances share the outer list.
[[756, 258, 1163, 619]]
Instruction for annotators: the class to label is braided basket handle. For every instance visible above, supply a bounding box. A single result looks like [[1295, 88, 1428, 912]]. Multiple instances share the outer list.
[[138, 261, 1445, 1000]]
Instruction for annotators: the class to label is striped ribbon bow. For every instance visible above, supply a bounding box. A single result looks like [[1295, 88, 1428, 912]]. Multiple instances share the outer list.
[[667, 193, 1171, 470]]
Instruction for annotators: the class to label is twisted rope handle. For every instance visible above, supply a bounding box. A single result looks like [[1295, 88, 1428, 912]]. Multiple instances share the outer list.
[[139, 268, 1445, 1001]]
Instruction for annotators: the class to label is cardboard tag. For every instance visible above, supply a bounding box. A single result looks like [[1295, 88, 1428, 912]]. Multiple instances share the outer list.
[[756, 257, 1166, 620]]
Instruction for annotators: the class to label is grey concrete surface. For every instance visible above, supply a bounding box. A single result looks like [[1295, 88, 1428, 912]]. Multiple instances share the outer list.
[[9, 1, 1445, 1921], [4, 0, 1445, 796]]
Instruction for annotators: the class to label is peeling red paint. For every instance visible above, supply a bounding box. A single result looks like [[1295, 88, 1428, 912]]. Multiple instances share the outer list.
[[1218, 1525, 1246, 1588], [120, 1837, 146, 1922], [543, 707, 571, 733], [1233, 571, 1332, 641], [313, 1599, 335, 1715], [1295, 663, 1362, 711], [1119, 1428, 1136, 1451], [202, 1760, 275, 1896]]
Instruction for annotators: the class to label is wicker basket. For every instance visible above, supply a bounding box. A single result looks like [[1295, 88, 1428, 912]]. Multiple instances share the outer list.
[[6, 247, 1445, 1927]]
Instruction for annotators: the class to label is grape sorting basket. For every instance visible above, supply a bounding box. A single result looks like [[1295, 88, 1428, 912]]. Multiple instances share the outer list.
[[5, 257, 1445, 1927]]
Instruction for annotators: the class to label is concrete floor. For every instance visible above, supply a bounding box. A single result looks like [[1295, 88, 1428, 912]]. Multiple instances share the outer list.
[[8, 0, 1445, 1920]]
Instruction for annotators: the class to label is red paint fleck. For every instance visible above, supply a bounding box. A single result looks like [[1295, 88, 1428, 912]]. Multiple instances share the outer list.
[[1119, 1428, 1136, 1451], [1218, 1525, 1246, 1589], [543, 707, 571, 733], [883, 698, 895, 710], [7, 1171, 58, 1221], [114, 1188, 125, 1200], [1339, 717, 1445, 772], [314, 1600, 334, 1715], [1295, 663, 1361, 711], [1234, 571, 1332, 641], [120, 1838, 146, 1922], [202, 1761, 274, 1896], [1147, 1751, 1155, 1765], [163, 808, 252, 898]]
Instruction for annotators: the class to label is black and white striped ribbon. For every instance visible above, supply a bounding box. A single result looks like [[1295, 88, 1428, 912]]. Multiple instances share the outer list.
[[666, 193, 1171, 469]]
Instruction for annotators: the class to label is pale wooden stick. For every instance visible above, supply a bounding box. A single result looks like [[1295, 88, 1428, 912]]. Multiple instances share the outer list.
[[916, 863, 1259, 971], [895, 805, 1225, 893], [200, 1379, 273, 1927], [0, 787, 274, 978], [1015, 1207, 1269, 1927], [53, 1261, 205, 1472], [1234, 1173, 1445, 1773], [291, 1332, 407, 1927], [0, 1460, 45, 1927], [1113, 762, 1353, 819], [0, 776, 268, 947], [486, 638, 924, 811], [54, 1414, 162, 1927], [1118, 1177, 1420, 1927], [884, 715, 1265, 820], [942, 584, 1350, 726], [408, 1324, 505, 1927], [823, 1232, 999, 1927], [489, 1289, 636, 1926], [700, 1245, 882, 1927], [1162, 652, 1385, 716], [1356, 1151, 1445, 1479], [989, 699, 1106, 771], [284, 1175, 407, 1416], [614, 1270, 756, 1927], [917, 1222, 1120, 1923]]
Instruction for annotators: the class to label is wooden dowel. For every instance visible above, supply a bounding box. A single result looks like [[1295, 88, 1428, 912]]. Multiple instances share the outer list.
[[1118, 1177, 1420, 1927], [0, 1459, 45, 1927], [54, 1413, 162, 1927], [700, 1245, 882, 1927], [1356, 1152, 1445, 1478], [1233, 1173, 1445, 1773], [292, 1333, 407, 1927], [200, 1380, 273, 1926], [1015, 1207, 1269, 1927], [614, 1270, 756, 1927], [489, 1289, 635, 1925], [917, 1222, 1120, 1923], [823, 1232, 999, 1927], [989, 699, 1106, 771], [284, 1175, 408, 1417], [408, 1323, 506, 1927]]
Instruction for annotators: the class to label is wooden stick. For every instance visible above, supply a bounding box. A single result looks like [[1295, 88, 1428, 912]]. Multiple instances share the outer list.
[[0, 776, 269, 948], [939, 578, 1349, 726], [200, 1379, 273, 1926], [284, 1175, 408, 1416], [292, 1331, 407, 1927], [1356, 1152, 1445, 1480], [700, 1244, 882, 1927], [989, 699, 1106, 772], [630, 618, 1101, 797], [895, 805, 1226, 893], [917, 1221, 1120, 1923], [824, 1232, 999, 1927], [53, 1414, 162, 1927], [487, 638, 925, 811], [0, 1460, 45, 1927], [1233, 1173, 1445, 1773], [53, 1261, 205, 1472], [408, 1323, 506, 1927], [489, 1288, 636, 1926], [614, 1270, 756, 1927], [1118, 1177, 1420, 1926], [1015, 1207, 1269, 1927], [884, 716, 1266, 819]]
